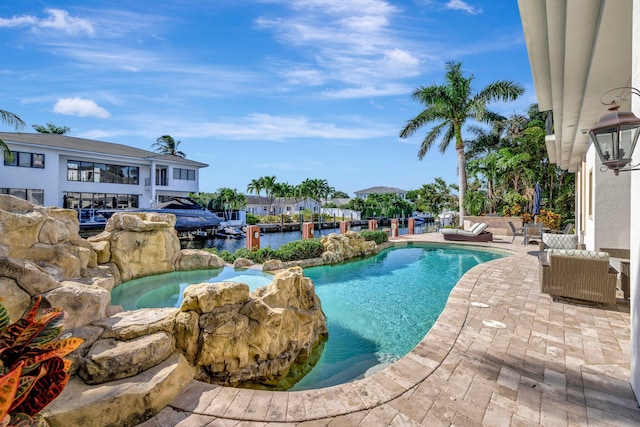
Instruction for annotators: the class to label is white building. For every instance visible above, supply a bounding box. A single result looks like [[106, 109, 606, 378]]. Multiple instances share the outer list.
[[354, 186, 407, 200], [518, 0, 640, 404], [0, 132, 207, 222]]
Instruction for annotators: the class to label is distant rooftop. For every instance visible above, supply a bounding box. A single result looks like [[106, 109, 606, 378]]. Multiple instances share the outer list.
[[0, 132, 208, 167], [354, 186, 407, 198]]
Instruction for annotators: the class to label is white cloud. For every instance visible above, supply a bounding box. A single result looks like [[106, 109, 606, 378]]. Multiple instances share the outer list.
[[0, 8, 95, 35], [255, 0, 426, 97], [444, 1, 481, 15], [53, 97, 110, 118]]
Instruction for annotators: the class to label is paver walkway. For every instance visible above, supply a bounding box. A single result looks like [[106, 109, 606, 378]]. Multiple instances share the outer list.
[[141, 233, 639, 426]]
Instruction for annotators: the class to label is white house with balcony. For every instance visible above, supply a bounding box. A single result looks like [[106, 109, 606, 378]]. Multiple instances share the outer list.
[[0, 132, 207, 222], [518, 0, 640, 405]]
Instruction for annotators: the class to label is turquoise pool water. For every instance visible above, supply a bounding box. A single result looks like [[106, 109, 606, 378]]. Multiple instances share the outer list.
[[110, 268, 274, 311], [110, 243, 506, 389]]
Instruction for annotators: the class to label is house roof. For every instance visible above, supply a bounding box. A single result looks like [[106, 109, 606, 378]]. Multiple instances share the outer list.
[[354, 186, 407, 196], [0, 132, 208, 167], [517, 0, 632, 172]]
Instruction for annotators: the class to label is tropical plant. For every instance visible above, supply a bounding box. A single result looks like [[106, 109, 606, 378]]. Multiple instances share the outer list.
[[1, 109, 26, 162], [211, 188, 247, 220], [464, 104, 575, 222], [0, 295, 83, 426], [407, 178, 458, 216], [152, 135, 186, 158], [32, 123, 70, 134], [399, 61, 524, 224], [359, 230, 388, 245]]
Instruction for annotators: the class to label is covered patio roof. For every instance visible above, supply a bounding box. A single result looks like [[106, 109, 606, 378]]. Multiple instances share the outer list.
[[517, 0, 633, 172]]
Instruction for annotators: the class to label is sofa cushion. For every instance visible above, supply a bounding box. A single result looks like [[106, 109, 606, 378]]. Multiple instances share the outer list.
[[542, 233, 578, 250], [547, 249, 609, 265]]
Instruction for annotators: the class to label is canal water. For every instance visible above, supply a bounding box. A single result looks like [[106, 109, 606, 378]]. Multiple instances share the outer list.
[[181, 225, 431, 253]]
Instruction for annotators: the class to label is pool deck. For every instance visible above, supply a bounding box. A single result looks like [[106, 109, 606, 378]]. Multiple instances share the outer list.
[[140, 233, 639, 426]]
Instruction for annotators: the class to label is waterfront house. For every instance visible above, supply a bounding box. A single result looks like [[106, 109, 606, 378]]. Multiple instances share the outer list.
[[0, 132, 207, 223], [354, 186, 407, 200], [518, 0, 640, 403]]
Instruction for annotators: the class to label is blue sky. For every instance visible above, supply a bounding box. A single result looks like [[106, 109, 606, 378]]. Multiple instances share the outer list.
[[0, 1, 535, 197]]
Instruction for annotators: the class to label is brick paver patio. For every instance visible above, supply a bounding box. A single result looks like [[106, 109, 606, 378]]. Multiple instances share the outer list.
[[141, 233, 639, 426]]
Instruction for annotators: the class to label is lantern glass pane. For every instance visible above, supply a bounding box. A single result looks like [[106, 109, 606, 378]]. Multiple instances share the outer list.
[[592, 128, 616, 161], [619, 125, 640, 161]]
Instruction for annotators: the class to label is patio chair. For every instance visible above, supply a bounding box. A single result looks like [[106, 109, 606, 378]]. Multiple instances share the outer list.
[[547, 222, 574, 235], [507, 221, 524, 243], [442, 222, 492, 242], [538, 249, 618, 304], [524, 223, 543, 245]]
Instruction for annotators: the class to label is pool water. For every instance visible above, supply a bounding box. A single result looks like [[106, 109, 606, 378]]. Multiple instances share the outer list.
[[291, 243, 504, 390], [110, 243, 505, 389], [110, 268, 274, 311]]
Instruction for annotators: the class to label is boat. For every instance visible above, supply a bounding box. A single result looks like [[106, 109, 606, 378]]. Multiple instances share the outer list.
[[97, 197, 222, 234], [214, 226, 246, 239]]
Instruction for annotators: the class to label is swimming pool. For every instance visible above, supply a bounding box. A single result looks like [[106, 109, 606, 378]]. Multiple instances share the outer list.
[[110, 242, 506, 389]]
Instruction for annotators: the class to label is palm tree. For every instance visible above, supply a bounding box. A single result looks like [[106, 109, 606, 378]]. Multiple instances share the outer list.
[[32, 123, 70, 134], [1, 109, 26, 161], [399, 61, 524, 223], [260, 176, 278, 215], [152, 135, 186, 158]]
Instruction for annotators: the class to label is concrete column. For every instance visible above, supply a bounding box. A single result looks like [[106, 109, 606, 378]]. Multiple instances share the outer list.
[[339, 221, 349, 234], [302, 222, 314, 239], [246, 225, 260, 251], [407, 218, 415, 235], [368, 219, 378, 231], [391, 219, 399, 237]]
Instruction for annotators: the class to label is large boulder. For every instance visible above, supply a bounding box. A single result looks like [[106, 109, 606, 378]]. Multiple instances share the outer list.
[[89, 212, 182, 281], [43, 281, 111, 330], [0, 195, 93, 280], [80, 332, 175, 384], [176, 267, 328, 389], [321, 230, 378, 263], [176, 249, 225, 271]]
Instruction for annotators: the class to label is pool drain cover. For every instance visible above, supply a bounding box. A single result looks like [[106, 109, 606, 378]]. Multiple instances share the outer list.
[[471, 302, 490, 308], [482, 319, 506, 329]]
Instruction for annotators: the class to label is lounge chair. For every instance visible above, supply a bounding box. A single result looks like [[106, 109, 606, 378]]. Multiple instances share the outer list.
[[538, 249, 618, 304], [442, 223, 492, 242]]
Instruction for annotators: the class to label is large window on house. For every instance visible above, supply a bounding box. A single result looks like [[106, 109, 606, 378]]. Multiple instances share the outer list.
[[173, 168, 195, 181], [3, 151, 45, 168], [1, 188, 44, 205], [67, 160, 139, 184], [65, 192, 139, 209]]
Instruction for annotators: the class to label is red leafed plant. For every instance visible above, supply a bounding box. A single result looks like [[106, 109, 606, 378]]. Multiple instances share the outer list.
[[0, 295, 83, 426]]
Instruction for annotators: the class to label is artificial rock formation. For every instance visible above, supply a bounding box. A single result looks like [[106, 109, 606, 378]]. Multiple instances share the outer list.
[[0, 194, 96, 281], [320, 230, 378, 264], [176, 267, 328, 389], [0, 196, 341, 424]]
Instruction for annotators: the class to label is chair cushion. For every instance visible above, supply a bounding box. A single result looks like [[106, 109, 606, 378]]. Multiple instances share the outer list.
[[542, 233, 578, 250], [473, 223, 488, 235], [548, 249, 610, 265]]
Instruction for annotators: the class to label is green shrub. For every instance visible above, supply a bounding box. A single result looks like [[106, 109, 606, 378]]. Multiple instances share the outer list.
[[245, 213, 259, 225], [359, 230, 388, 245], [203, 238, 324, 264], [274, 239, 324, 262]]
